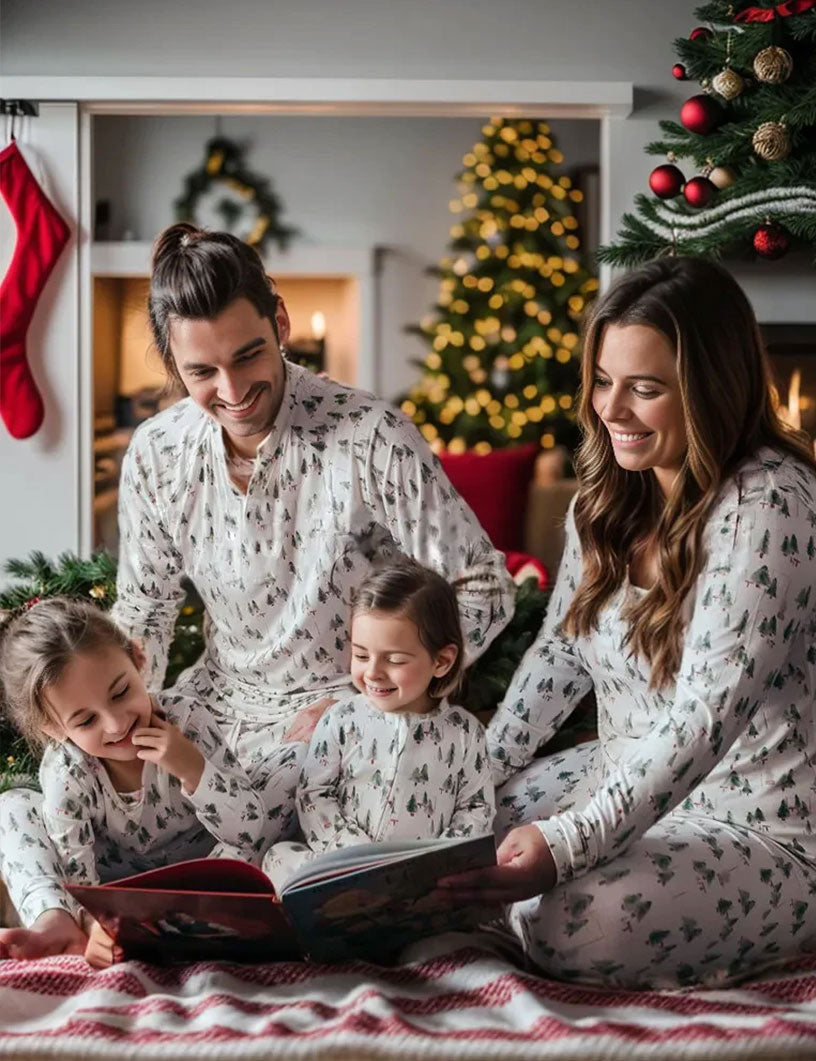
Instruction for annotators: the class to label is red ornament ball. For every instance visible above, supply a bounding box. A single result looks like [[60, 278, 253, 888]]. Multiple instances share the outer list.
[[753, 224, 789, 260], [683, 176, 716, 208], [680, 94, 723, 135], [649, 164, 685, 198], [672, 63, 688, 80], [689, 26, 712, 40]]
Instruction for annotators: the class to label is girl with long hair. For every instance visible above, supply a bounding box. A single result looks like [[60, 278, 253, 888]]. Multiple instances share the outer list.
[[0, 598, 274, 966], [442, 257, 816, 989]]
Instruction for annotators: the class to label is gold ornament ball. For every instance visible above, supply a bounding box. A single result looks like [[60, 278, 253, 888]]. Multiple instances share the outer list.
[[753, 121, 791, 161], [709, 166, 736, 189], [712, 67, 744, 100], [753, 46, 793, 84]]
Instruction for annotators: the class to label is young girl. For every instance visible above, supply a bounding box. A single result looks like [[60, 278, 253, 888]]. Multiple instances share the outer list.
[[263, 560, 495, 888], [0, 597, 273, 966]]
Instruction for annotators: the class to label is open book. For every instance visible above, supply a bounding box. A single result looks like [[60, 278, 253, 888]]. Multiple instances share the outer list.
[[67, 833, 497, 963]]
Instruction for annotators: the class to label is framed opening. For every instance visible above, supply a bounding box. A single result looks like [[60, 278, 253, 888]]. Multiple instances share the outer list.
[[0, 77, 631, 553]]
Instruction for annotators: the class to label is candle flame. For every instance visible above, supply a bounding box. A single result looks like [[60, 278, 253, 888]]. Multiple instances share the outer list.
[[311, 312, 326, 340]]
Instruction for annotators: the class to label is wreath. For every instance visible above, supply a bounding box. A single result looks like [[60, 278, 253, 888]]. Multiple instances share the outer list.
[[174, 136, 298, 256]]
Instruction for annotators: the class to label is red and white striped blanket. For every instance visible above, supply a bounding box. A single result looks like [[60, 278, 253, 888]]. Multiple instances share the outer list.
[[2, 944, 816, 1060]]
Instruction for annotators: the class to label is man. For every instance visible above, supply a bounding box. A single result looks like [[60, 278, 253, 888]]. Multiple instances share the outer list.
[[0, 223, 514, 958]]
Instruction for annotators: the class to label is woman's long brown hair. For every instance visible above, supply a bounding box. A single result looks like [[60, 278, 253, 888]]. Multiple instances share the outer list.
[[561, 257, 815, 688]]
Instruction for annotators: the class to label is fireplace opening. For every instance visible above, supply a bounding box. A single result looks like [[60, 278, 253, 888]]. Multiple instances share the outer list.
[[761, 323, 816, 445]]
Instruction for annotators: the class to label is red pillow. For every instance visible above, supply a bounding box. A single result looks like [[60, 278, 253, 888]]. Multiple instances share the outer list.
[[439, 444, 538, 553]]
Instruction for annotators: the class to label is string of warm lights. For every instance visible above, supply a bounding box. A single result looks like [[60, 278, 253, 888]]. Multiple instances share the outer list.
[[401, 117, 598, 454]]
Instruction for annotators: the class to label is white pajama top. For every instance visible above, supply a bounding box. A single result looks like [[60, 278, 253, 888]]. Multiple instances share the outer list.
[[39, 689, 269, 885], [112, 363, 514, 725], [487, 449, 816, 885], [298, 694, 496, 848]]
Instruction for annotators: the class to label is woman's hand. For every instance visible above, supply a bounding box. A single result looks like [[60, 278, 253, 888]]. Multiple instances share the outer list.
[[84, 919, 124, 969], [283, 697, 337, 743], [437, 825, 557, 903], [132, 708, 205, 793]]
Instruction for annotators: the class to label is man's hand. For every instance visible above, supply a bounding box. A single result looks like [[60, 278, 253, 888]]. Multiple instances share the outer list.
[[282, 697, 337, 743], [131, 709, 205, 793], [437, 824, 557, 903], [84, 919, 123, 969]]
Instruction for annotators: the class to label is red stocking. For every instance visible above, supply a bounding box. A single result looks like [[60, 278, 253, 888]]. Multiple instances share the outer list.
[[0, 141, 70, 439]]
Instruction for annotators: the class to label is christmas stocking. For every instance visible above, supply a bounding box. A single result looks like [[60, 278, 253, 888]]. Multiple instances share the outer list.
[[0, 141, 70, 439]]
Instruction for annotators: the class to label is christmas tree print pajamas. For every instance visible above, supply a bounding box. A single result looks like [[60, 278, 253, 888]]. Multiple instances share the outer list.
[[263, 694, 495, 889], [488, 449, 816, 988], [0, 362, 514, 925], [28, 689, 268, 920]]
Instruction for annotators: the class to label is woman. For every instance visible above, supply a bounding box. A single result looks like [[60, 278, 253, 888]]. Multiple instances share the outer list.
[[443, 257, 816, 989]]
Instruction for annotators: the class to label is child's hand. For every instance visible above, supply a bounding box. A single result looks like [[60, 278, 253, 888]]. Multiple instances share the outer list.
[[84, 919, 123, 969], [132, 708, 205, 793]]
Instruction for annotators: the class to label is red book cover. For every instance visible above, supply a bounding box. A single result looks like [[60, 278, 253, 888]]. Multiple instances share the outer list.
[[68, 858, 300, 963]]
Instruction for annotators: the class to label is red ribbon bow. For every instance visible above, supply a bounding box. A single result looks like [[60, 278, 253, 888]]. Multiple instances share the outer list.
[[735, 0, 815, 22]]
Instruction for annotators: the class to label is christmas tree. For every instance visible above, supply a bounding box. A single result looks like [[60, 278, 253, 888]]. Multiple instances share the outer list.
[[402, 117, 598, 455], [599, 1, 816, 266]]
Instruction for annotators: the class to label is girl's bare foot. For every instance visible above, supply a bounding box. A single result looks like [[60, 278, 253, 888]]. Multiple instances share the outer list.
[[0, 908, 87, 960]]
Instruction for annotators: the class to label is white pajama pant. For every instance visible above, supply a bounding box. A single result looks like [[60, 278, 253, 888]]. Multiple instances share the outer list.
[[495, 741, 816, 988]]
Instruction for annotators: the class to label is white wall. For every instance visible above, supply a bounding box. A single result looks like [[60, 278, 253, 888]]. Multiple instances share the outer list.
[[2, 0, 697, 110], [0, 105, 82, 565], [91, 114, 601, 399]]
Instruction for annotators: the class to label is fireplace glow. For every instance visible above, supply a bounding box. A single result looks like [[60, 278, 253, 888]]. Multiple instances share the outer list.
[[779, 369, 802, 431]]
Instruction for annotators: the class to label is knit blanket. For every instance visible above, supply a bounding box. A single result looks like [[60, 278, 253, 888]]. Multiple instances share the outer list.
[[2, 944, 816, 1060]]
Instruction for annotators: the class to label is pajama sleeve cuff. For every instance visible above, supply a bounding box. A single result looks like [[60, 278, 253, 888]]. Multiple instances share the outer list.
[[16, 883, 83, 928], [533, 815, 592, 885]]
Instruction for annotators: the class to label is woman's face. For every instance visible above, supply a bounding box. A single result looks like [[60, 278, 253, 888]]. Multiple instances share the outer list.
[[591, 322, 687, 496]]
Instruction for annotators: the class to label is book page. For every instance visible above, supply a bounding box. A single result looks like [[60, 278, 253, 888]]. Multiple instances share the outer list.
[[282, 836, 476, 894], [281, 833, 497, 962]]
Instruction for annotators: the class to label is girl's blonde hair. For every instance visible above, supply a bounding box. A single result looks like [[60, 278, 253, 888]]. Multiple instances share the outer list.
[[0, 597, 132, 747], [352, 560, 464, 701], [562, 256, 815, 689]]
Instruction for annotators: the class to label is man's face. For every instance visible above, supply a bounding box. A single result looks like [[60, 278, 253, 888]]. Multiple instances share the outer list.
[[170, 297, 291, 455]]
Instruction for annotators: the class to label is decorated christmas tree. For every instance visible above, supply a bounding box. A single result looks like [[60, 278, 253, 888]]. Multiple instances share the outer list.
[[599, 0, 816, 266], [402, 117, 598, 455]]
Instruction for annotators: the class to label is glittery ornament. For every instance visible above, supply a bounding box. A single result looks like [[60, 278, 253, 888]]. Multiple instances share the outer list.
[[752, 121, 791, 161], [712, 67, 744, 100], [672, 63, 688, 80], [708, 166, 736, 188], [753, 46, 793, 84], [753, 223, 788, 260]]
